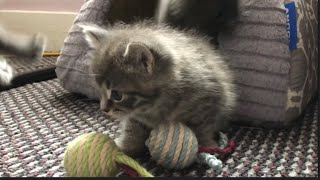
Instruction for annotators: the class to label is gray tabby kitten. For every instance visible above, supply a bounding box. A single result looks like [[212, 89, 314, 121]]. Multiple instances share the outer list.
[[0, 26, 46, 85], [80, 21, 236, 157]]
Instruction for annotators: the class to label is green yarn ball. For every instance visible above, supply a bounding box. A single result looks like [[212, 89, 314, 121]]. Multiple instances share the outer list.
[[64, 133, 120, 177], [146, 123, 199, 170]]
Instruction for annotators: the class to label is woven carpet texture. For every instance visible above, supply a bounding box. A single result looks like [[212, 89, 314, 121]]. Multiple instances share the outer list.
[[0, 79, 318, 177], [7, 56, 57, 75]]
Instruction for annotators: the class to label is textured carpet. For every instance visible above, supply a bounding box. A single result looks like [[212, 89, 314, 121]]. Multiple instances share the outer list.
[[0, 56, 57, 91], [0, 79, 318, 177]]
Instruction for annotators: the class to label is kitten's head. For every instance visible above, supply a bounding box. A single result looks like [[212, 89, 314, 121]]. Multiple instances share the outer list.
[[80, 24, 172, 115]]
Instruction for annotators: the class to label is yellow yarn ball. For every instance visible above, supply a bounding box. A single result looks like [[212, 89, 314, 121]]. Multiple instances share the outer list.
[[64, 133, 120, 177]]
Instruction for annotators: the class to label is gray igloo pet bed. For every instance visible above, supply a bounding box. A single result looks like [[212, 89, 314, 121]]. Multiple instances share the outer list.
[[55, 0, 318, 127]]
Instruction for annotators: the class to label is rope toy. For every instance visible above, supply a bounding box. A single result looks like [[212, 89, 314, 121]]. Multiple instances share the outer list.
[[42, 51, 60, 56], [146, 123, 237, 171], [63, 123, 236, 177], [63, 133, 153, 177], [145, 123, 198, 169]]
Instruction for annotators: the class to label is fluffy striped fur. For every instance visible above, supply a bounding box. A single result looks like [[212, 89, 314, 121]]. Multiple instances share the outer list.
[[81, 21, 237, 157]]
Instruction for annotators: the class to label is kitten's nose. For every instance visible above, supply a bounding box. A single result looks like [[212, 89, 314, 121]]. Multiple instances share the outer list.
[[101, 106, 110, 113], [101, 100, 113, 113]]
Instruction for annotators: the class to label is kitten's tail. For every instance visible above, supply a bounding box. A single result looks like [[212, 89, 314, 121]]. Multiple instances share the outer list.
[[0, 27, 46, 86]]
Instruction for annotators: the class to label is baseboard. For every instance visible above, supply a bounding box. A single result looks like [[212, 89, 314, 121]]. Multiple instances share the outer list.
[[0, 10, 77, 52]]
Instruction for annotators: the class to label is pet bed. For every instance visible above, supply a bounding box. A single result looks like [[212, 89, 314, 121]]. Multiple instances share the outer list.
[[55, 0, 318, 127]]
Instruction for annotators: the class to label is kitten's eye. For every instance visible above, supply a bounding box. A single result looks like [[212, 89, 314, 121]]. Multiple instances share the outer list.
[[111, 90, 123, 102]]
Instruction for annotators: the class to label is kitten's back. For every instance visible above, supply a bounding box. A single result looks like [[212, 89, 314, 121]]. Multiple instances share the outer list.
[[107, 22, 233, 83]]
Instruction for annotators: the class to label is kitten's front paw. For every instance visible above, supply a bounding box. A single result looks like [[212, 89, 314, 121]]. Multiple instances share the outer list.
[[115, 137, 146, 157]]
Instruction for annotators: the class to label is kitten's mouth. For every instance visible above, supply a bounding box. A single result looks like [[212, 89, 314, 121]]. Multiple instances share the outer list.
[[102, 108, 127, 119]]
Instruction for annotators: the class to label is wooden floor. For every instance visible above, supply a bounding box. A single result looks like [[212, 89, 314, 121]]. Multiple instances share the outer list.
[[0, 0, 83, 12]]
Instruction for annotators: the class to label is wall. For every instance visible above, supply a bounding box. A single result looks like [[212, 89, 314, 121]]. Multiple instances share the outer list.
[[0, 0, 83, 12], [0, 0, 83, 51]]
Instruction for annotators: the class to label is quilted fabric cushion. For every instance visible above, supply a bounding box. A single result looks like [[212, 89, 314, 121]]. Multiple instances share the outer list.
[[218, 0, 318, 126], [55, 0, 318, 127]]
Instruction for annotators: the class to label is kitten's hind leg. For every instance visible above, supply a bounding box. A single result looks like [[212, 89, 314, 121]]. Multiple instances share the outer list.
[[192, 124, 219, 147], [0, 26, 46, 62], [115, 118, 150, 157]]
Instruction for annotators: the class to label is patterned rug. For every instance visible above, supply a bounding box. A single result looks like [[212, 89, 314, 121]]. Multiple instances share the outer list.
[[0, 79, 318, 177]]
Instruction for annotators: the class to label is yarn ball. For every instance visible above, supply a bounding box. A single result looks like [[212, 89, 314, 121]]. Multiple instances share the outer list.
[[64, 133, 120, 177], [145, 123, 198, 170]]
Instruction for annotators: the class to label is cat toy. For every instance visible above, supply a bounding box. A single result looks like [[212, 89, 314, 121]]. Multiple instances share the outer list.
[[43, 51, 60, 56], [64, 133, 153, 177], [63, 123, 236, 177], [145, 123, 236, 170]]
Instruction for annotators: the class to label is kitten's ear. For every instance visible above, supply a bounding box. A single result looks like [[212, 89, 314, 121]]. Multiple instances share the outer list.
[[123, 42, 155, 74], [79, 24, 108, 49]]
